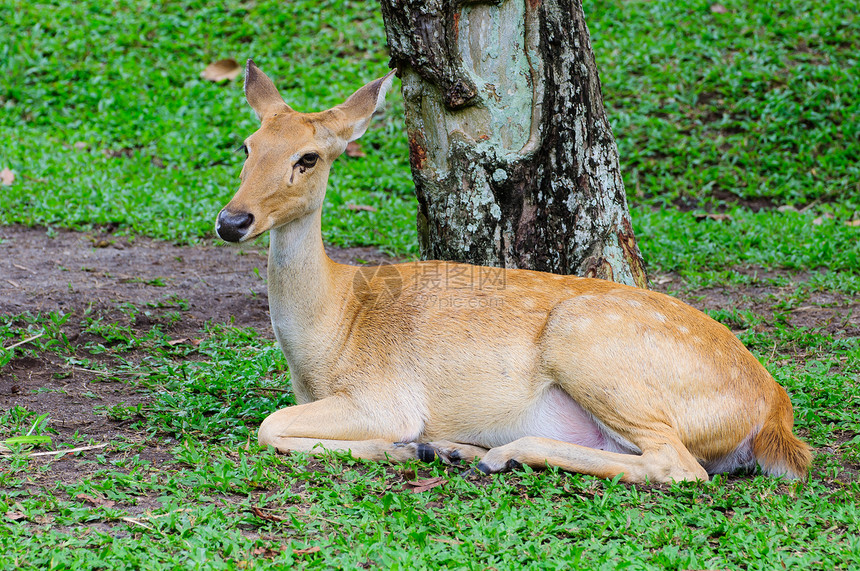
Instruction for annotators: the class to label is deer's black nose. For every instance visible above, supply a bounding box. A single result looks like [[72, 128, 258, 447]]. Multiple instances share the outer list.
[[216, 209, 254, 242]]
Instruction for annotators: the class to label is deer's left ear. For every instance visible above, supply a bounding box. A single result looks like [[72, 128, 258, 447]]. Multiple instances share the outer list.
[[331, 69, 397, 142], [245, 59, 293, 121]]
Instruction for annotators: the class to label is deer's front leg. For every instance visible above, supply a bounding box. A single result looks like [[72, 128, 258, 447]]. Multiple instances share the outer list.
[[258, 397, 487, 464]]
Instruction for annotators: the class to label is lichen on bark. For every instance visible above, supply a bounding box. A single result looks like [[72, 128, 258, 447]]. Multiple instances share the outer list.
[[380, 0, 648, 288]]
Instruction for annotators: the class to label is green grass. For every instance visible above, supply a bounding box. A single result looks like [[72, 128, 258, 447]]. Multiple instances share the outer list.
[[637, 205, 860, 292], [2, 0, 859, 268], [1, 0, 859, 568], [591, 0, 860, 206], [3, 457, 858, 569], [0, 0, 415, 251], [1, 306, 859, 569]]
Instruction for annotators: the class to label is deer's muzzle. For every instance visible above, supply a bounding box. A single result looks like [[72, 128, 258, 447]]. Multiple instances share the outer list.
[[216, 209, 255, 242]]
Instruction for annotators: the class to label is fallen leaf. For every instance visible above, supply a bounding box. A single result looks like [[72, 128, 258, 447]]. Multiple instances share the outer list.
[[693, 213, 732, 222], [0, 167, 14, 186], [405, 476, 446, 492], [655, 275, 673, 285], [76, 493, 116, 508], [812, 213, 834, 226], [345, 141, 366, 158], [250, 506, 286, 522], [151, 156, 166, 169], [201, 58, 242, 82], [777, 205, 798, 213], [710, 3, 728, 13], [252, 545, 285, 558], [73, 142, 89, 150], [293, 546, 321, 556], [845, 220, 860, 227], [346, 204, 377, 212], [4, 511, 25, 521]]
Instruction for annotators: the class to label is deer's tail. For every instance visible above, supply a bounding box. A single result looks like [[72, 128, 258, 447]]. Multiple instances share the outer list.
[[753, 386, 812, 479]]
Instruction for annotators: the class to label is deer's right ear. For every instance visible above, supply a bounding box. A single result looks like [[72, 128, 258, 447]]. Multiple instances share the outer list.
[[244, 59, 292, 120]]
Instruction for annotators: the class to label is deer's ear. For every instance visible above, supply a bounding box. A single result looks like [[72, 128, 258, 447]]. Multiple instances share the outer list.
[[331, 69, 396, 142], [244, 59, 292, 120]]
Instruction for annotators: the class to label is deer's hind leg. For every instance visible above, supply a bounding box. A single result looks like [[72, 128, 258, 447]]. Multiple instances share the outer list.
[[505, 299, 710, 483], [476, 434, 708, 484]]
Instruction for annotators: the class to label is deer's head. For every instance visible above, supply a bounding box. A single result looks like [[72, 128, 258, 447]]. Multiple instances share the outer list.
[[216, 60, 395, 243]]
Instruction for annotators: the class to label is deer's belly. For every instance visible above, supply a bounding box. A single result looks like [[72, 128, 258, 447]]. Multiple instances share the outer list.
[[451, 385, 640, 454]]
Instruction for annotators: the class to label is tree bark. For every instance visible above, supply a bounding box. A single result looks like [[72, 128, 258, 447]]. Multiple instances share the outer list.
[[379, 0, 648, 287]]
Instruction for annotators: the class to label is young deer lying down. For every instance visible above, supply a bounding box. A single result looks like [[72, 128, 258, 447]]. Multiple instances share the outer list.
[[216, 60, 811, 483]]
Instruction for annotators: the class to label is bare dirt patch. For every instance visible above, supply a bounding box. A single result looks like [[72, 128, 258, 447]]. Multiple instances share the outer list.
[[0, 224, 394, 323]]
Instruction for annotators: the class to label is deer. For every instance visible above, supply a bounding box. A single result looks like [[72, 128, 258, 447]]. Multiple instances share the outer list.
[[215, 60, 811, 484]]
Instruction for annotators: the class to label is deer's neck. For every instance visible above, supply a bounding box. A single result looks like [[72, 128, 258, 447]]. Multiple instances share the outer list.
[[266, 210, 338, 370]]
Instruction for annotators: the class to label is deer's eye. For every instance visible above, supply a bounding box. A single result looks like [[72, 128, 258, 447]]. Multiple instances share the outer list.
[[297, 153, 319, 169]]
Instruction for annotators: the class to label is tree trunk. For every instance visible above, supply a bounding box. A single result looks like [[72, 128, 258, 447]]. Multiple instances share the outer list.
[[379, 0, 648, 287]]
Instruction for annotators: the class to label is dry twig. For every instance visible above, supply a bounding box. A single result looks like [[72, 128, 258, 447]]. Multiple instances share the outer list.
[[2, 332, 44, 351]]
